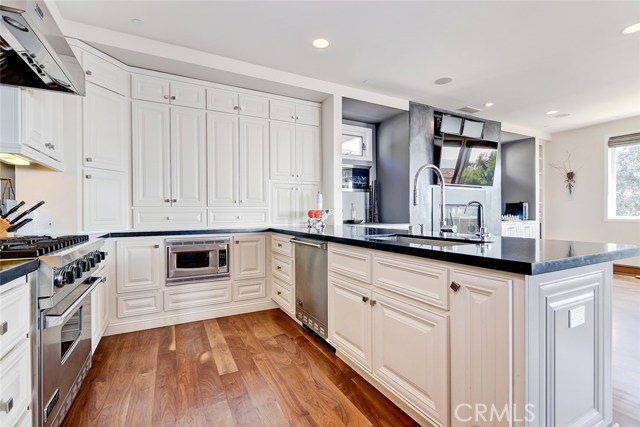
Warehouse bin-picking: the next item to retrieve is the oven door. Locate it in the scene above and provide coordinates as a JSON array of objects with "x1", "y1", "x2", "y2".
[
  {"x1": 40, "y1": 276, "x2": 101, "y2": 427},
  {"x1": 166, "y1": 244, "x2": 224, "y2": 280}
]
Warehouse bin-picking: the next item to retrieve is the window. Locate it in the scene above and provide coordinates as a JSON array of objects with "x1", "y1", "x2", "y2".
[
  {"x1": 342, "y1": 124, "x2": 373, "y2": 161},
  {"x1": 607, "y1": 133, "x2": 640, "y2": 219}
]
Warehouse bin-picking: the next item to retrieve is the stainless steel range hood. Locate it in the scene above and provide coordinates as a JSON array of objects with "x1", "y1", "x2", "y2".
[{"x1": 0, "y1": 0, "x2": 85, "y2": 95}]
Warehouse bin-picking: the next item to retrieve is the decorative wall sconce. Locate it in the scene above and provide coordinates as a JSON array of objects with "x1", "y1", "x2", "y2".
[{"x1": 550, "y1": 152, "x2": 577, "y2": 195}]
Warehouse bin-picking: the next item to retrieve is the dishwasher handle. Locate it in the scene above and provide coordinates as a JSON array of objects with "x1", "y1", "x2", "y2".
[{"x1": 290, "y1": 238, "x2": 326, "y2": 250}]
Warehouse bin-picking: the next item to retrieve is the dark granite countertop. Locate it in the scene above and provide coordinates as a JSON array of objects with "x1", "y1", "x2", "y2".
[
  {"x1": 0, "y1": 258, "x2": 39, "y2": 286},
  {"x1": 100, "y1": 226, "x2": 640, "y2": 276}
]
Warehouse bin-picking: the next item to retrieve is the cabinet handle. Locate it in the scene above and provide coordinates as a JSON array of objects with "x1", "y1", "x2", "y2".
[
  {"x1": 164, "y1": 95, "x2": 170, "y2": 99},
  {"x1": 277, "y1": 291, "x2": 282, "y2": 295},
  {"x1": 50, "y1": 143, "x2": 55, "y2": 150},
  {"x1": 0, "y1": 397, "x2": 13, "y2": 414},
  {"x1": 276, "y1": 266, "x2": 282, "y2": 270},
  {"x1": 171, "y1": 199, "x2": 177, "y2": 203},
  {"x1": 369, "y1": 300, "x2": 377, "y2": 306},
  {"x1": 0, "y1": 321, "x2": 7, "y2": 336},
  {"x1": 85, "y1": 174, "x2": 92, "y2": 179},
  {"x1": 171, "y1": 95, "x2": 176, "y2": 100},
  {"x1": 86, "y1": 157, "x2": 93, "y2": 162},
  {"x1": 450, "y1": 281, "x2": 462, "y2": 293},
  {"x1": 85, "y1": 70, "x2": 92, "y2": 76},
  {"x1": 154, "y1": 245, "x2": 160, "y2": 248},
  {"x1": 164, "y1": 199, "x2": 170, "y2": 203},
  {"x1": 362, "y1": 296, "x2": 369, "y2": 303},
  {"x1": 235, "y1": 241, "x2": 239, "y2": 244}
]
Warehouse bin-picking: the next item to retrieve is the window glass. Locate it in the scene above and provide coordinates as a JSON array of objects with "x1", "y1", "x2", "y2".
[
  {"x1": 342, "y1": 135, "x2": 364, "y2": 157},
  {"x1": 458, "y1": 147, "x2": 497, "y2": 186},
  {"x1": 610, "y1": 144, "x2": 640, "y2": 218}
]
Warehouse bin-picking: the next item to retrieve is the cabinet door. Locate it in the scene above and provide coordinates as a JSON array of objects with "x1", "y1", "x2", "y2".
[
  {"x1": 82, "y1": 50, "x2": 127, "y2": 95},
  {"x1": 328, "y1": 275, "x2": 372, "y2": 371},
  {"x1": 233, "y1": 235, "x2": 266, "y2": 281},
  {"x1": 502, "y1": 223, "x2": 517, "y2": 237},
  {"x1": 238, "y1": 117, "x2": 269, "y2": 206},
  {"x1": 132, "y1": 101, "x2": 172, "y2": 206},
  {"x1": 296, "y1": 183, "x2": 320, "y2": 224},
  {"x1": 269, "y1": 99, "x2": 296, "y2": 123},
  {"x1": 295, "y1": 104, "x2": 320, "y2": 126},
  {"x1": 521, "y1": 224, "x2": 534, "y2": 238},
  {"x1": 23, "y1": 89, "x2": 62, "y2": 161},
  {"x1": 270, "y1": 121, "x2": 296, "y2": 181},
  {"x1": 116, "y1": 239, "x2": 163, "y2": 293},
  {"x1": 83, "y1": 170, "x2": 127, "y2": 231},
  {"x1": 270, "y1": 184, "x2": 295, "y2": 225},
  {"x1": 238, "y1": 93, "x2": 269, "y2": 118},
  {"x1": 207, "y1": 112, "x2": 239, "y2": 207},
  {"x1": 171, "y1": 107, "x2": 206, "y2": 206},
  {"x1": 296, "y1": 124, "x2": 321, "y2": 182},
  {"x1": 91, "y1": 275, "x2": 109, "y2": 353},
  {"x1": 170, "y1": 81, "x2": 206, "y2": 109},
  {"x1": 372, "y1": 293, "x2": 449, "y2": 426},
  {"x1": 131, "y1": 74, "x2": 170, "y2": 103},
  {"x1": 206, "y1": 87, "x2": 239, "y2": 113},
  {"x1": 83, "y1": 82, "x2": 128, "y2": 171},
  {"x1": 450, "y1": 269, "x2": 511, "y2": 427}
]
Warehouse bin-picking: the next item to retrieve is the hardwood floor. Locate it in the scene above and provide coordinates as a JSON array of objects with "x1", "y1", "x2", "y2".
[
  {"x1": 62, "y1": 309, "x2": 419, "y2": 427},
  {"x1": 613, "y1": 275, "x2": 640, "y2": 427}
]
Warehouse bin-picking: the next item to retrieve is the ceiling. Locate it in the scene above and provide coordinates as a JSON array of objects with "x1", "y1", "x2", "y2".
[{"x1": 54, "y1": 1, "x2": 640, "y2": 134}]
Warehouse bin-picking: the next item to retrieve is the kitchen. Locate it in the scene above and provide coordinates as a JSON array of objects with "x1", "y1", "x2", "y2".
[{"x1": 1, "y1": 1, "x2": 640, "y2": 427}]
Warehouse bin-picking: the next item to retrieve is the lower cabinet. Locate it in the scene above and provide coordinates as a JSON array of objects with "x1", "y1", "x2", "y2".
[
  {"x1": 233, "y1": 234, "x2": 266, "y2": 281},
  {"x1": 272, "y1": 278, "x2": 294, "y2": 314},
  {"x1": 91, "y1": 274, "x2": 109, "y2": 353}
]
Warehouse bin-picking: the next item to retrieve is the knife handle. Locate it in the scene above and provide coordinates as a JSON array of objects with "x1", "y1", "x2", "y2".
[{"x1": 7, "y1": 218, "x2": 32, "y2": 233}]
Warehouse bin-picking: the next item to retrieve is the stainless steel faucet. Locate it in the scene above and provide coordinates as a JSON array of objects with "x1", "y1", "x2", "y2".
[
  {"x1": 464, "y1": 200, "x2": 491, "y2": 241},
  {"x1": 413, "y1": 164, "x2": 456, "y2": 235}
]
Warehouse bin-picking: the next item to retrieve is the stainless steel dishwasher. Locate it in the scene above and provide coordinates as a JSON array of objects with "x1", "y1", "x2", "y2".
[{"x1": 291, "y1": 237, "x2": 328, "y2": 339}]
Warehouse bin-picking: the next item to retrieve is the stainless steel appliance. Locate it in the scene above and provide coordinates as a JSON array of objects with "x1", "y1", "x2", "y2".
[
  {"x1": 165, "y1": 237, "x2": 230, "y2": 285},
  {"x1": 0, "y1": 0, "x2": 85, "y2": 94},
  {"x1": 292, "y1": 237, "x2": 328, "y2": 339}
]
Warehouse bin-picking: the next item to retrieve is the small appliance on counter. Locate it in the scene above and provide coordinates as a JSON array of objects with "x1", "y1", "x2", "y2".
[{"x1": 504, "y1": 202, "x2": 529, "y2": 220}]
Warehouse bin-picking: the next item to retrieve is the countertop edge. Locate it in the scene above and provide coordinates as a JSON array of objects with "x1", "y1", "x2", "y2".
[{"x1": 0, "y1": 259, "x2": 39, "y2": 286}]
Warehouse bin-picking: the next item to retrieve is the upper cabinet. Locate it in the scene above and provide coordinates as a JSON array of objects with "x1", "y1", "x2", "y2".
[
  {"x1": 207, "y1": 88, "x2": 269, "y2": 118},
  {"x1": 77, "y1": 49, "x2": 128, "y2": 96},
  {"x1": 270, "y1": 121, "x2": 321, "y2": 182},
  {"x1": 131, "y1": 74, "x2": 206, "y2": 109},
  {"x1": 270, "y1": 99, "x2": 320, "y2": 126}
]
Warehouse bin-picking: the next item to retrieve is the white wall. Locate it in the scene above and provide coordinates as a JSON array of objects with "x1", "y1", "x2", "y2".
[{"x1": 545, "y1": 116, "x2": 640, "y2": 266}]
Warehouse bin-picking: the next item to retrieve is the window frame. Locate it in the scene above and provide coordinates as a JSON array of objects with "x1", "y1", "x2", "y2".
[
  {"x1": 605, "y1": 132, "x2": 640, "y2": 222},
  {"x1": 341, "y1": 124, "x2": 373, "y2": 162}
]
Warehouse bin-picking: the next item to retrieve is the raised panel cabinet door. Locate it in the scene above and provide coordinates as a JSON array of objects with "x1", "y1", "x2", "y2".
[
  {"x1": 83, "y1": 170, "x2": 127, "y2": 231},
  {"x1": 132, "y1": 101, "x2": 172, "y2": 206},
  {"x1": 207, "y1": 112, "x2": 239, "y2": 206},
  {"x1": 23, "y1": 88, "x2": 48, "y2": 154},
  {"x1": 295, "y1": 104, "x2": 321, "y2": 126},
  {"x1": 116, "y1": 239, "x2": 163, "y2": 293},
  {"x1": 239, "y1": 117, "x2": 269, "y2": 206},
  {"x1": 372, "y1": 292, "x2": 449, "y2": 427},
  {"x1": 206, "y1": 87, "x2": 239, "y2": 113},
  {"x1": 82, "y1": 50, "x2": 127, "y2": 95},
  {"x1": 233, "y1": 235, "x2": 266, "y2": 281},
  {"x1": 171, "y1": 107, "x2": 206, "y2": 206},
  {"x1": 170, "y1": 81, "x2": 206, "y2": 109},
  {"x1": 83, "y1": 82, "x2": 128, "y2": 171},
  {"x1": 328, "y1": 275, "x2": 372, "y2": 371},
  {"x1": 131, "y1": 74, "x2": 170, "y2": 103},
  {"x1": 450, "y1": 269, "x2": 511, "y2": 427},
  {"x1": 295, "y1": 124, "x2": 321, "y2": 182},
  {"x1": 269, "y1": 184, "x2": 295, "y2": 225},
  {"x1": 238, "y1": 93, "x2": 269, "y2": 118},
  {"x1": 269, "y1": 121, "x2": 297, "y2": 180},
  {"x1": 269, "y1": 99, "x2": 296, "y2": 123},
  {"x1": 90, "y1": 277, "x2": 109, "y2": 354},
  {"x1": 296, "y1": 183, "x2": 319, "y2": 224}
]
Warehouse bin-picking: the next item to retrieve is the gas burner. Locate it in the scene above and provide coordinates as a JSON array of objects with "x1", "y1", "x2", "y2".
[{"x1": 0, "y1": 235, "x2": 89, "y2": 258}]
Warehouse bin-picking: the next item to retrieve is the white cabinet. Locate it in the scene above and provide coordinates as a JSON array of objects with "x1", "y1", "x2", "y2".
[
  {"x1": 269, "y1": 99, "x2": 320, "y2": 126},
  {"x1": 233, "y1": 234, "x2": 266, "y2": 281},
  {"x1": 208, "y1": 209, "x2": 268, "y2": 227},
  {"x1": 450, "y1": 269, "x2": 512, "y2": 427},
  {"x1": 82, "y1": 82, "x2": 128, "y2": 171},
  {"x1": 207, "y1": 112, "x2": 269, "y2": 207},
  {"x1": 132, "y1": 208, "x2": 207, "y2": 230},
  {"x1": 91, "y1": 274, "x2": 109, "y2": 354},
  {"x1": 270, "y1": 182, "x2": 319, "y2": 225},
  {"x1": 501, "y1": 220, "x2": 538, "y2": 238},
  {"x1": 83, "y1": 169, "x2": 127, "y2": 231},
  {"x1": 132, "y1": 101, "x2": 206, "y2": 207},
  {"x1": 207, "y1": 88, "x2": 269, "y2": 118},
  {"x1": 131, "y1": 74, "x2": 205, "y2": 109},
  {"x1": 75, "y1": 48, "x2": 128, "y2": 95},
  {"x1": 270, "y1": 121, "x2": 321, "y2": 182},
  {"x1": 116, "y1": 238, "x2": 163, "y2": 293}
]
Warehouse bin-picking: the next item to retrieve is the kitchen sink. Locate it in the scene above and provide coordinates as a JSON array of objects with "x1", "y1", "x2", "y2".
[{"x1": 364, "y1": 234, "x2": 483, "y2": 246}]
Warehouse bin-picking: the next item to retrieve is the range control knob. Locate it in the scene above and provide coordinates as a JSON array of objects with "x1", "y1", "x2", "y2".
[
  {"x1": 87, "y1": 256, "x2": 96, "y2": 268},
  {"x1": 73, "y1": 264, "x2": 82, "y2": 279},
  {"x1": 93, "y1": 252, "x2": 101, "y2": 264},
  {"x1": 80, "y1": 259, "x2": 90, "y2": 272},
  {"x1": 65, "y1": 269, "x2": 75, "y2": 285},
  {"x1": 99, "y1": 251, "x2": 106, "y2": 261},
  {"x1": 53, "y1": 270, "x2": 64, "y2": 288}
]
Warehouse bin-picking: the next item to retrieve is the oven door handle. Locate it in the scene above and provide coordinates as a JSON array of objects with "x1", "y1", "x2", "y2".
[{"x1": 43, "y1": 276, "x2": 104, "y2": 329}]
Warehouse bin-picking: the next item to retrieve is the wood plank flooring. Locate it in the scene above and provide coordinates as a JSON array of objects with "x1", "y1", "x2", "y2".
[{"x1": 62, "y1": 309, "x2": 419, "y2": 427}]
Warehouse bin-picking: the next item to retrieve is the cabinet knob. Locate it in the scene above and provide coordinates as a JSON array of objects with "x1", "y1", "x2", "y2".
[
  {"x1": 154, "y1": 245, "x2": 160, "y2": 248},
  {"x1": 290, "y1": 187, "x2": 294, "y2": 190},
  {"x1": 239, "y1": 106, "x2": 245, "y2": 111},
  {"x1": 164, "y1": 199, "x2": 170, "y2": 203},
  {"x1": 291, "y1": 115, "x2": 295, "y2": 119},
  {"x1": 450, "y1": 281, "x2": 462, "y2": 293},
  {"x1": 164, "y1": 95, "x2": 170, "y2": 99},
  {"x1": 166, "y1": 216, "x2": 172, "y2": 220},
  {"x1": 240, "y1": 200, "x2": 245, "y2": 203},
  {"x1": 296, "y1": 116, "x2": 300, "y2": 120},
  {"x1": 85, "y1": 70, "x2": 92, "y2": 76},
  {"x1": 237, "y1": 216, "x2": 242, "y2": 219},
  {"x1": 172, "y1": 199, "x2": 177, "y2": 203},
  {"x1": 295, "y1": 187, "x2": 300, "y2": 191},
  {"x1": 362, "y1": 296, "x2": 369, "y2": 303},
  {"x1": 85, "y1": 174, "x2": 92, "y2": 179},
  {"x1": 369, "y1": 300, "x2": 377, "y2": 306},
  {"x1": 277, "y1": 291, "x2": 282, "y2": 295},
  {"x1": 0, "y1": 397, "x2": 13, "y2": 414},
  {"x1": 291, "y1": 173, "x2": 295, "y2": 177},
  {"x1": 277, "y1": 243, "x2": 282, "y2": 247},
  {"x1": 0, "y1": 321, "x2": 7, "y2": 336},
  {"x1": 86, "y1": 157, "x2": 93, "y2": 162},
  {"x1": 276, "y1": 266, "x2": 282, "y2": 270},
  {"x1": 50, "y1": 143, "x2": 55, "y2": 150},
  {"x1": 234, "y1": 200, "x2": 239, "y2": 204},
  {"x1": 295, "y1": 174, "x2": 300, "y2": 178},
  {"x1": 233, "y1": 106, "x2": 239, "y2": 110},
  {"x1": 171, "y1": 95, "x2": 176, "y2": 100}
]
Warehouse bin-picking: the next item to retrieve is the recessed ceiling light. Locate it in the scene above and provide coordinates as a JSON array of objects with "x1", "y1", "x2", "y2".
[
  {"x1": 484, "y1": 102, "x2": 494, "y2": 107},
  {"x1": 545, "y1": 110, "x2": 559, "y2": 115},
  {"x1": 622, "y1": 22, "x2": 640, "y2": 35},
  {"x1": 312, "y1": 38, "x2": 330, "y2": 49},
  {"x1": 434, "y1": 77, "x2": 453, "y2": 85},
  {"x1": 131, "y1": 18, "x2": 144, "y2": 27}
]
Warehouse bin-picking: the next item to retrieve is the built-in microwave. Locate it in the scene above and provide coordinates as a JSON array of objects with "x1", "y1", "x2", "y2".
[{"x1": 165, "y1": 237, "x2": 230, "y2": 285}]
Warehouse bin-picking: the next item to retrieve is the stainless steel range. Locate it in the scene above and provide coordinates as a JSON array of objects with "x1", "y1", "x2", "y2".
[{"x1": 0, "y1": 235, "x2": 107, "y2": 427}]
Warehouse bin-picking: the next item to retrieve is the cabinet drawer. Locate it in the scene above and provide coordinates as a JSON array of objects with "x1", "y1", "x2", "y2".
[
  {"x1": 0, "y1": 282, "x2": 29, "y2": 360},
  {"x1": 164, "y1": 283, "x2": 232, "y2": 311},
  {"x1": 271, "y1": 234, "x2": 292, "y2": 257},
  {"x1": 373, "y1": 254, "x2": 449, "y2": 310},
  {"x1": 208, "y1": 209, "x2": 268, "y2": 227},
  {"x1": 131, "y1": 74, "x2": 170, "y2": 103},
  {"x1": 272, "y1": 278, "x2": 294, "y2": 314},
  {"x1": 234, "y1": 279, "x2": 267, "y2": 302},
  {"x1": 0, "y1": 339, "x2": 31, "y2": 427},
  {"x1": 117, "y1": 292, "x2": 161, "y2": 318},
  {"x1": 272, "y1": 255, "x2": 293, "y2": 284},
  {"x1": 329, "y1": 245, "x2": 372, "y2": 284},
  {"x1": 82, "y1": 50, "x2": 128, "y2": 95},
  {"x1": 133, "y1": 209, "x2": 207, "y2": 229},
  {"x1": 206, "y1": 87, "x2": 238, "y2": 113}
]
